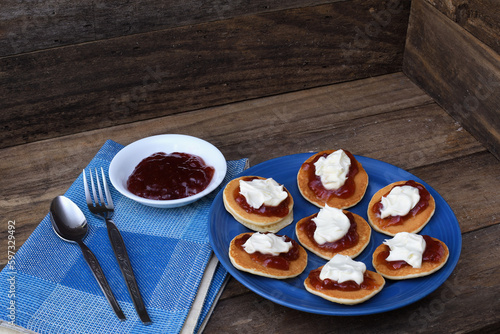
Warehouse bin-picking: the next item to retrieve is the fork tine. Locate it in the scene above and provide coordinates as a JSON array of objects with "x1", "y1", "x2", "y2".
[
  {"x1": 100, "y1": 167, "x2": 114, "y2": 208},
  {"x1": 95, "y1": 168, "x2": 106, "y2": 205},
  {"x1": 89, "y1": 169, "x2": 99, "y2": 206},
  {"x1": 83, "y1": 170, "x2": 93, "y2": 205}
]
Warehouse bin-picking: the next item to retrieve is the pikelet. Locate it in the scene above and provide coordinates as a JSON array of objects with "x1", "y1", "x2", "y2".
[
  {"x1": 304, "y1": 255, "x2": 385, "y2": 305},
  {"x1": 295, "y1": 208, "x2": 371, "y2": 260},
  {"x1": 297, "y1": 149, "x2": 368, "y2": 209},
  {"x1": 223, "y1": 176, "x2": 293, "y2": 233},
  {"x1": 229, "y1": 232, "x2": 308, "y2": 279},
  {"x1": 372, "y1": 234, "x2": 449, "y2": 280},
  {"x1": 367, "y1": 180, "x2": 436, "y2": 236}
]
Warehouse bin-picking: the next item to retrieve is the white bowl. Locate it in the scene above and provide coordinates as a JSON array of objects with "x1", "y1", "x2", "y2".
[{"x1": 109, "y1": 134, "x2": 227, "y2": 208}]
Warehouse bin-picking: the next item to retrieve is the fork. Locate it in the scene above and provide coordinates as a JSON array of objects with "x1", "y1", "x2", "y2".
[{"x1": 83, "y1": 167, "x2": 152, "y2": 325}]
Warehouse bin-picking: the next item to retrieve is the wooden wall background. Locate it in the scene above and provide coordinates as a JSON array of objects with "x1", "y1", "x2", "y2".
[
  {"x1": 403, "y1": 0, "x2": 500, "y2": 159},
  {"x1": 1, "y1": 0, "x2": 411, "y2": 149}
]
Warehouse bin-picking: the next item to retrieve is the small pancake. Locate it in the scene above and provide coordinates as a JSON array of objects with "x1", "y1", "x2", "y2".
[
  {"x1": 297, "y1": 150, "x2": 369, "y2": 209},
  {"x1": 223, "y1": 176, "x2": 294, "y2": 232},
  {"x1": 367, "y1": 181, "x2": 436, "y2": 236},
  {"x1": 229, "y1": 232, "x2": 308, "y2": 279},
  {"x1": 295, "y1": 211, "x2": 371, "y2": 260},
  {"x1": 372, "y1": 237, "x2": 449, "y2": 280},
  {"x1": 304, "y1": 268, "x2": 385, "y2": 305}
]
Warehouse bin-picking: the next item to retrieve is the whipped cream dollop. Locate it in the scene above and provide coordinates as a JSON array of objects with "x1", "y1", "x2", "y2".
[
  {"x1": 320, "y1": 254, "x2": 366, "y2": 285},
  {"x1": 379, "y1": 185, "x2": 420, "y2": 218},
  {"x1": 239, "y1": 178, "x2": 288, "y2": 209},
  {"x1": 312, "y1": 205, "x2": 350, "y2": 244},
  {"x1": 314, "y1": 149, "x2": 351, "y2": 190},
  {"x1": 384, "y1": 232, "x2": 426, "y2": 268},
  {"x1": 242, "y1": 232, "x2": 292, "y2": 256}
]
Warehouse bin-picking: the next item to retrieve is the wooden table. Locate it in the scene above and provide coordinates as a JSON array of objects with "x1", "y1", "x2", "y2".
[{"x1": 1, "y1": 72, "x2": 499, "y2": 333}]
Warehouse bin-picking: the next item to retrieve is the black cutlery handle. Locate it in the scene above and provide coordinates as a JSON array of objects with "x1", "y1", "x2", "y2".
[
  {"x1": 77, "y1": 240, "x2": 126, "y2": 321},
  {"x1": 106, "y1": 219, "x2": 152, "y2": 325}
]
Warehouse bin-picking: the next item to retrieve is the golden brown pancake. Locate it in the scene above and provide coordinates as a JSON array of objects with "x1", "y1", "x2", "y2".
[
  {"x1": 297, "y1": 150, "x2": 368, "y2": 209},
  {"x1": 372, "y1": 236, "x2": 449, "y2": 280},
  {"x1": 223, "y1": 176, "x2": 294, "y2": 232},
  {"x1": 295, "y1": 210, "x2": 371, "y2": 260},
  {"x1": 228, "y1": 232, "x2": 308, "y2": 279},
  {"x1": 304, "y1": 267, "x2": 385, "y2": 305},
  {"x1": 367, "y1": 181, "x2": 436, "y2": 236}
]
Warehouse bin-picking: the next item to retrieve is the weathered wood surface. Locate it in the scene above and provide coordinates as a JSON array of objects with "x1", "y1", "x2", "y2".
[
  {"x1": 1, "y1": 73, "x2": 499, "y2": 333},
  {"x1": 1, "y1": 0, "x2": 410, "y2": 149},
  {"x1": 403, "y1": 0, "x2": 500, "y2": 160},
  {"x1": 423, "y1": 0, "x2": 500, "y2": 54},
  {"x1": 1, "y1": 0, "x2": 341, "y2": 56}
]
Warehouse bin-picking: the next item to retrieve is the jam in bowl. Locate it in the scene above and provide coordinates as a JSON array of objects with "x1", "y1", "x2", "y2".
[
  {"x1": 109, "y1": 134, "x2": 227, "y2": 208},
  {"x1": 127, "y1": 151, "x2": 215, "y2": 201}
]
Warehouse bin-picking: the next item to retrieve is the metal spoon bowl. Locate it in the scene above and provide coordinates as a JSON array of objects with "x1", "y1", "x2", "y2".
[
  {"x1": 50, "y1": 196, "x2": 88, "y2": 242},
  {"x1": 50, "y1": 195, "x2": 126, "y2": 321}
]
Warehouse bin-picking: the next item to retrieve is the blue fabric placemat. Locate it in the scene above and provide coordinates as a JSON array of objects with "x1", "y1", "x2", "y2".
[{"x1": 0, "y1": 140, "x2": 247, "y2": 334}]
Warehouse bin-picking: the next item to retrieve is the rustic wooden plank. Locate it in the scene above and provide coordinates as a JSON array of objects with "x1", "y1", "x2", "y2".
[
  {"x1": 207, "y1": 224, "x2": 500, "y2": 333},
  {"x1": 0, "y1": 0, "x2": 95, "y2": 56},
  {"x1": 1, "y1": 0, "x2": 340, "y2": 56},
  {"x1": 0, "y1": 73, "x2": 488, "y2": 267},
  {"x1": 0, "y1": 0, "x2": 411, "y2": 149},
  {"x1": 403, "y1": 0, "x2": 500, "y2": 160},
  {"x1": 91, "y1": 0, "x2": 346, "y2": 44},
  {"x1": 423, "y1": 0, "x2": 500, "y2": 54}
]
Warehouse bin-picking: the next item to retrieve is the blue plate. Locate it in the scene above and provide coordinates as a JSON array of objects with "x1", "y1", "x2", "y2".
[{"x1": 209, "y1": 153, "x2": 462, "y2": 315}]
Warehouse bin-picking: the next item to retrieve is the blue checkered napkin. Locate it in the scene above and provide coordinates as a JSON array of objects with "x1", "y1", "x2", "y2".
[{"x1": 0, "y1": 140, "x2": 247, "y2": 334}]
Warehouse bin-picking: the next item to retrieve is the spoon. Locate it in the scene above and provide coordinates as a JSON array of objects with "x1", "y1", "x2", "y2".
[{"x1": 50, "y1": 195, "x2": 126, "y2": 321}]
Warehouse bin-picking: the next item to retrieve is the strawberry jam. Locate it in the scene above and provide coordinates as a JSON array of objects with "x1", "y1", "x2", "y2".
[
  {"x1": 127, "y1": 152, "x2": 214, "y2": 200},
  {"x1": 234, "y1": 177, "x2": 290, "y2": 217},
  {"x1": 298, "y1": 211, "x2": 359, "y2": 252},
  {"x1": 302, "y1": 150, "x2": 359, "y2": 200},
  {"x1": 371, "y1": 180, "x2": 430, "y2": 227},
  {"x1": 235, "y1": 233, "x2": 300, "y2": 270},
  {"x1": 308, "y1": 269, "x2": 378, "y2": 291},
  {"x1": 377, "y1": 235, "x2": 445, "y2": 270}
]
